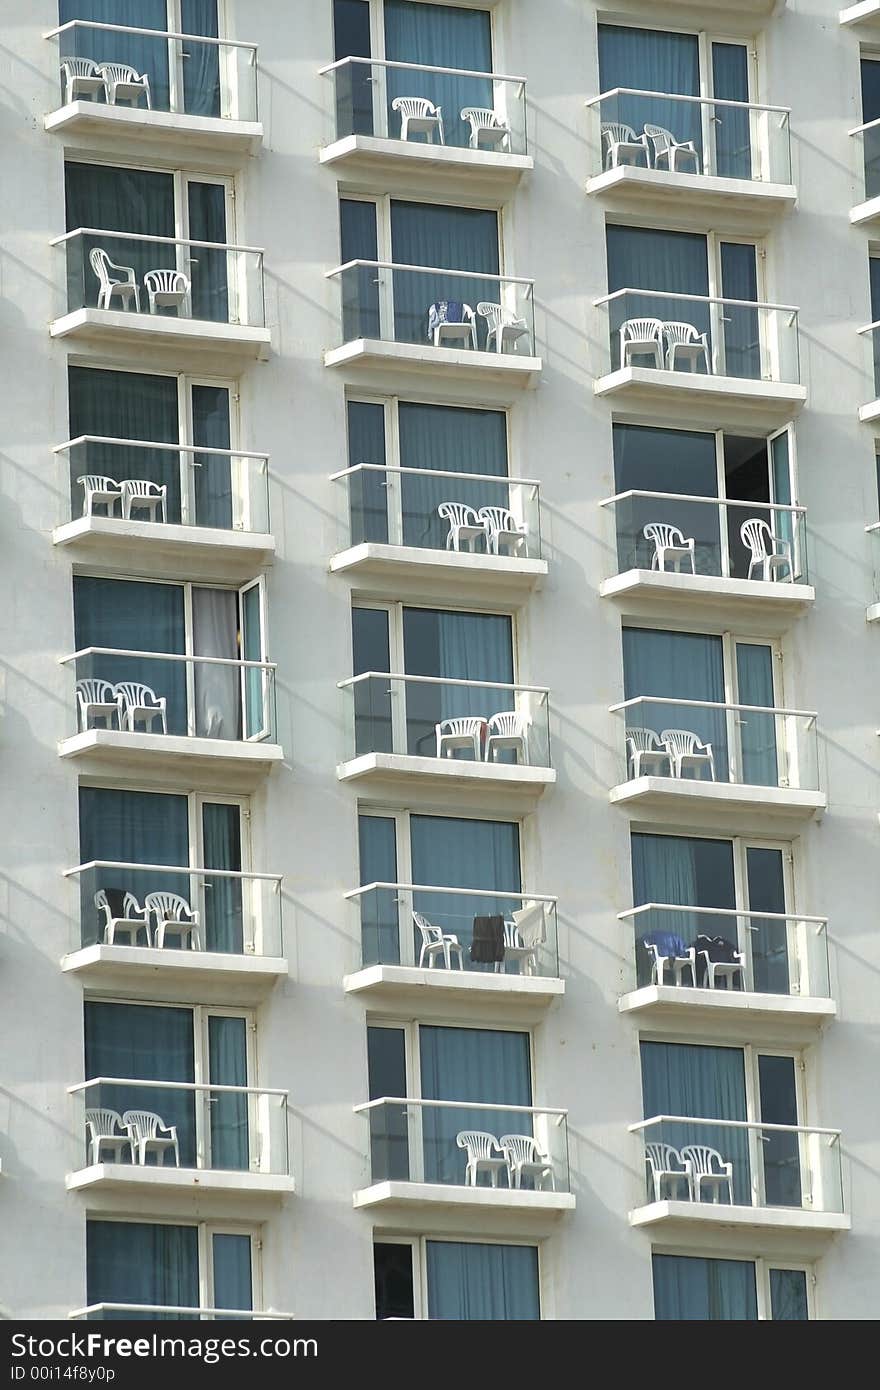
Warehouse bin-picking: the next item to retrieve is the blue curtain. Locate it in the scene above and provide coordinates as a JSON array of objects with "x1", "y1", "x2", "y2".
[
  {"x1": 352, "y1": 606, "x2": 393, "y2": 756},
  {"x1": 374, "y1": 1243, "x2": 415, "y2": 1320},
  {"x1": 712, "y1": 43, "x2": 751, "y2": 180},
  {"x1": 340, "y1": 199, "x2": 380, "y2": 340},
  {"x1": 384, "y1": 0, "x2": 493, "y2": 150},
  {"x1": 653, "y1": 1254, "x2": 758, "y2": 1321},
  {"x1": 187, "y1": 181, "x2": 228, "y2": 323},
  {"x1": 87, "y1": 1220, "x2": 199, "y2": 1320},
  {"x1": 641, "y1": 1041, "x2": 750, "y2": 1204},
  {"x1": 720, "y1": 241, "x2": 760, "y2": 380},
  {"x1": 347, "y1": 401, "x2": 388, "y2": 544},
  {"x1": 399, "y1": 403, "x2": 508, "y2": 550},
  {"x1": 202, "y1": 802, "x2": 243, "y2": 954},
  {"x1": 402, "y1": 607, "x2": 513, "y2": 757},
  {"x1": 770, "y1": 1268, "x2": 809, "y2": 1320},
  {"x1": 871, "y1": 257, "x2": 880, "y2": 396},
  {"x1": 68, "y1": 364, "x2": 181, "y2": 523},
  {"x1": 212, "y1": 1234, "x2": 252, "y2": 1315},
  {"x1": 735, "y1": 642, "x2": 778, "y2": 786},
  {"x1": 73, "y1": 575, "x2": 187, "y2": 736},
  {"x1": 759, "y1": 1054, "x2": 802, "y2": 1208},
  {"x1": 65, "y1": 161, "x2": 175, "y2": 312},
  {"x1": 192, "y1": 384, "x2": 232, "y2": 528},
  {"x1": 597, "y1": 24, "x2": 701, "y2": 162},
  {"x1": 390, "y1": 200, "x2": 499, "y2": 347},
  {"x1": 334, "y1": 0, "x2": 373, "y2": 136},
  {"x1": 208, "y1": 1015, "x2": 249, "y2": 1171},
  {"x1": 862, "y1": 60, "x2": 880, "y2": 199},
  {"x1": 746, "y1": 847, "x2": 789, "y2": 995},
  {"x1": 181, "y1": 0, "x2": 220, "y2": 118},
  {"x1": 605, "y1": 225, "x2": 710, "y2": 366},
  {"x1": 79, "y1": 787, "x2": 189, "y2": 946},
  {"x1": 85, "y1": 1002, "x2": 197, "y2": 1168},
  {"x1": 612, "y1": 422, "x2": 720, "y2": 574},
  {"x1": 631, "y1": 833, "x2": 736, "y2": 988},
  {"x1": 427, "y1": 1242, "x2": 539, "y2": 1320},
  {"x1": 60, "y1": 1, "x2": 170, "y2": 110},
  {"x1": 358, "y1": 815, "x2": 399, "y2": 966},
  {"x1": 411, "y1": 815, "x2": 520, "y2": 967},
  {"x1": 367, "y1": 1026, "x2": 409, "y2": 1181},
  {"x1": 622, "y1": 626, "x2": 728, "y2": 779},
  {"x1": 419, "y1": 1026, "x2": 531, "y2": 1184}
]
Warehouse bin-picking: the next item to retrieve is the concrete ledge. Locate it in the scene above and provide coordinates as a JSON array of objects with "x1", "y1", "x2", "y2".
[
  {"x1": 337, "y1": 751, "x2": 555, "y2": 802},
  {"x1": 324, "y1": 338, "x2": 541, "y2": 391},
  {"x1": 858, "y1": 397, "x2": 880, "y2": 423},
  {"x1": 67, "y1": 1163, "x2": 295, "y2": 1200},
  {"x1": 54, "y1": 516, "x2": 274, "y2": 583},
  {"x1": 62, "y1": 944, "x2": 287, "y2": 1002},
  {"x1": 587, "y1": 165, "x2": 796, "y2": 218},
  {"x1": 320, "y1": 134, "x2": 532, "y2": 192},
  {"x1": 618, "y1": 984, "x2": 836, "y2": 1030},
  {"x1": 45, "y1": 101, "x2": 262, "y2": 157},
  {"x1": 600, "y1": 568, "x2": 814, "y2": 617},
  {"x1": 59, "y1": 729, "x2": 284, "y2": 792},
  {"x1": 841, "y1": 1, "x2": 880, "y2": 29},
  {"x1": 330, "y1": 542, "x2": 546, "y2": 599},
  {"x1": 630, "y1": 1198, "x2": 849, "y2": 1257},
  {"x1": 594, "y1": 365, "x2": 806, "y2": 431},
  {"x1": 610, "y1": 775, "x2": 825, "y2": 822},
  {"x1": 344, "y1": 963, "x2": 564, "y2": 1008},
  {"x1": 50, "y1": 308, "x2": 271, "y2": 363},
  {"x1": 354, "y1": 1179, "x2": 575, "y2": 1215}
]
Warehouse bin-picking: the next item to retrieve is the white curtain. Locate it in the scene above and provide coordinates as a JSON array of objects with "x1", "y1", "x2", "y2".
[{"x1": 192, "y1": 588, "x2": 240, "y2": 739}]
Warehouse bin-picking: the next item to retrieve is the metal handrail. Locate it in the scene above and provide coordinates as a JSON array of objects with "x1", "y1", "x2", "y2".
[
  {"x1": 56, "y1": 434, "x2": 268, "y2": 463},
  {"x1": 319, "y1": 54, "x2": 526, "y2": 84},
  {"x1": 619, "y1": 902, "x2": 827, "y2": 929},
  {"x1": 598, "y1": 487, "x2": 806, "y2": 515},
  {"x1": 857, "y1": 317, "x2": 880, "y2": 335},
  {"x1": 849, "y1": 114, "x2": 880, "y2": 137},
  {"x1": 355, "y1": 1096, "x2": 567, "y2": 1119},
  {"x1": 69, "y1": 1304, "x2": 292, "y2": 1321},
  {"x1": 64, "y1": 859, "x2": 282, "y2": 885},
  {"x1": 329, "y1": 462, "x2": 540, "y2": 488},
  {"x1": 326, "y1": 257, "x2": 534, "y2": 289},
  {"x1": 610, "y1": 694, "x2": 817, "y2": 721},
  {"x1": 45, "y1": 20, "x2": 258, "y2": 54},
  {"x1": 867, "y1": 521, "x2": 880, "y2": 533},
  {"x1": 52, "y1": 226, "x2": 264, "y2": 257},
  {"x1": 345, "y1": 880, "x2": 557, "y2": 904},
  {"x1": 338, "y1": 670, "x2": 548, "y2": 695},
  {"x1": 595, "y1": 285, "x2": 799, "y2": 315},
  {"x1": 61, "y1": 646, "x2": 276, "y2": 672},
  {"x1": 586, "y1": 86, "x2": 791, "y2": 118},
  {"x1": 70, "y1": 1077, "x2": 288, "y2": 1098},
  {"x1": 630, "y1": 1114, "x2": 840, "y2": 1141}
]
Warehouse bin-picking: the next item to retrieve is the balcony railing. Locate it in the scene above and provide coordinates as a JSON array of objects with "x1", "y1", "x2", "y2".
[
  {"x1": 631, "y1": 1115, "x2": 844, "y2": 1216},
  {"x1": 70, "y1": 1305, "x2": 292, "y2": 1322},
  {"x1": 70, "y1": 1077, "x2": 289, "y2": 1178},
  {"x1": 345, "y1": 881, "x2": 558, "y2": 978},
  {"x1": 611, "y1": 696, "x2": 819, "y2": 793},
  {"x1": 857, "y1": 318, "x2": 880, "y2": 404},
  {"x1": 587, "y1": 89, "x2": 792, "y2": 185},
  {"x1": 46, "y1": 19, "x2": 258, "y2": 123},
  {"x1": 620, "y1": 903, "x2": 830, "y2": 999},
  {"x1": 62, "y1": 648, "x2": 276, "y2": 745},
  {"x1": 599, "y1": 489, "x2": 808, "y2": 584},
  {"x1": 339, "y1": 672, "x2": 551, "y2": 767},
  {"x1": 65, "y1": 860, "x2": 282, "y2": 958},
  {"x1": 850, "y1": 116, "x2": 880, "y2": 206},
  {"x1": 330, "y1": 462, "x2": 542, "y2": 559},
  {"x1": 54, "y1": 228, "x2": 266, "y2": 328},
  {"x1": 58, "y1": 435, "x2": 270, "y2": 535},
  {"x1": 320, "y1": 56, "x2": 527, "y2": 155},
  {"x1": 356, "y1": 1098, "x2": 570, "y2": 1193},
  {"x1": 326, "y1": 260, "x2": 535, "y2": 356},
  {"x1": 595, "y1": 289, "x2": 801, "y2": 386}
]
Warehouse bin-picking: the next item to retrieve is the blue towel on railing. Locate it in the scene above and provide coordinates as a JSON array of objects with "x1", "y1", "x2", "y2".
[
  {"x1": 427, "y1": 299, "x2": 465, "y2": 340},
  {"x1": 640, "y1": 931, "x2": 690, "y2": 959}
]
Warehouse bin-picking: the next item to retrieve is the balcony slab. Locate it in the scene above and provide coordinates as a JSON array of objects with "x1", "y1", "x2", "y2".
[
  {"x1": 841, "y1": 1, "x2": 880, "y2": 28},
  {"x1": 54, "y1": 515, "x2": 274, "y2": 584},
  {"x1": 587, "y1": 166, "x2": 796, "y2": 226},
  {"x1": 594, "y1": 365, "x2": 805, "y2": 432},
  {"x1": 344, "y1": 963, "x2": 564, "y2": 1013},
  {"x1": 45, "y1": 102, "x2": 262, "y2": 159},
  {"x1": 67, "y1": 1163, "x2": 295, "y2": 1204},
  {"x1": 337, "y1": 751, "x2": 554, "y2": 806},
  {"x1": 325, "y1": 338, "x2": 541, "y2": 395},
  {"x1": 330, "y1": 542, "x2": 546, "y2": 602},
  {"x1": 354, "y1": 1179, "x2": 574, "y2": 1217},
  {"x1": 59, "y1": 729, "x2": 284, "y2": 793},
  {"x1": 630, "y1": 1198, "x2": 849, "y2": 1259},
  {"x1": 62, "y1": 944, "x2": 287, "y2": 1004},
  {"x1": 619, "y1": 984, "x2": 836, "y2": 1035},
  {"x1": 600, "y1": 569, "x2": 814, "y2": 626},
  {"x1": 320, "y1": 134, "x2": 532, "y2": 199},
  {"x1": 610, "y1": 776, "x2": 825, "y2": 824},
  {"x1": 50, "y1": 307, "x2": 271, "y2": 366}
]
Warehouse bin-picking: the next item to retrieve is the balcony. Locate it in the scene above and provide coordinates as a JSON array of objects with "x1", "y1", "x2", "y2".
[
  {"x1": 319, "y1": 58, "x2": 531, "y2": 196},
  {"x1": 70, "y1": 1304, "x2": 292, "y2": 1321},
  {"x1": 354, "y1": 1099, "x2": 574, "y2": 1231},
  {"x1": 610, "y1": 697, "x2": 825, "y2": 823},
  {"x1": 329, "y1": 462, "x2": 546, "y2": 602},
  {"x1": 59, "y1": 648, "x2": 283, "y2": 791},
  {"x1": 848, "y1": 118, "x2": 880, "y2": 227},
  {"x1": 44, "y1": 20, "x2": 261, "y2": 158},
  {"x1": 337, "y1": 673, "x2": 554, "y2": 806},
  {"x1": 61, "y1": 860, "x2": 286, "y2": 1003},
  {"x1": 53, "y1": 436, "x2": 273, "y2": 583},
  {"x1": 857, "y1": 319, "x2": 880, "y2": 421},
  {"x1": 51, "y1": 229, "x2": 270, "y2": 365},
  {"x1": 343, "y1": 883, "x2": 562, "y2": 1011},
  {"x1": 598, "y1": 490, "x2": 814, "y2": 624},
  {"x1": 841, "y1": 2, "x2": 880, "y2": 29},
  {"x1": 594, "y1": 290, "x2": 805, "y2": 431},
  {"x1": 586, "y1": 90, "x2": 795, "y2": 225},
  {"x1": 675, "y1": 0, "x2": 784, "y2": 10},
  {"x1": 630, "y1": 1116, "x2": 849, "y2": 1256},
  {"x1": 324, "y1": 261, "x2": 540, "y2": 398},
  {"x1": 618, "y1": 903, "x2": 834, "y2": 1032},
  {"x1": 67, "y1": 1078, "x2": 294, "y2": 1204},
  {"x1": 866, "y1": 523, "x2": 880, "y2": 619}
]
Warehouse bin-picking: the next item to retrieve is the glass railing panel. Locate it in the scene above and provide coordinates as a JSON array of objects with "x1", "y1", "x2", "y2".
[
  {"x1": 323, "y1": 58, "x2": 527, "y2": 156},
  {"x1": 588, "y1": 89, "x2": 791, "y2": 185},
  {"x1": 851, "y1": 119, "x2": 880, "y2": 204},
  {"x1": 350, "y1": 882, "x2": 559, "y2": 978},
  {"x1": 72, "y1": 1079, "x2": 289, "y2": 1176},
  {"x1": 635, "y1": 1117, "x2": 843, "y2": 1214},
  {"x1": 331, "y1": 261, "x2": 535, "y2": 356},
  {"x1": 600, "y1": 490, "x2": 809, "y2": 583},
  {"x1": 361, "y1": 1099, "x2": 570, "y2": 1193},
  {"x1": 613, "y1": 697, "x2": 819, "y2": 792},
  {"x1": 70, "y1": 1305, "x2": 287, "y2": 1321},
  {"x1": 62, "y1": 437, "x2": 270, "y2": 534},
  {"x1": 63, "y1": 649, "x2": 276, "y2": 744},
  {"x1": 50, "y1": 21, "x2": 258, "y2": 122},
  {"x1": 57, "y1": 230, "x2": 265, "y2": 328},
  {"x1": 597, "y1": 289, "x2": 800, "y2": 386}
]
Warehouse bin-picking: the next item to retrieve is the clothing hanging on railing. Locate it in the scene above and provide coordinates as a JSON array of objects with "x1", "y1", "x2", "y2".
[{"x1": 470, "y1": 914, "x2": 504, "y2": 963}]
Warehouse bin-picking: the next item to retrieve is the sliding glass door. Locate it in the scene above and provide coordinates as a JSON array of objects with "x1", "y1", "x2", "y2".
[
  {"x1": 402, "y1": 607, "x2": 514, "y2": 756},
  {"x1": 419, "y1": 1026, "x2": 532, "y2": 1183},
  {"x1": 623, "y1": 626, "x2": 729, "y2": 779},
  {"x1": 426, "y1": 1242, "x2": 540, "y2": 1320},
  {"x1": 384, "y1": 0, "x2": 494, "y2": 150},
  {"x1": 410, "y1": 814, "x2": 521, "y2": 966},
  {"x1": 390, "y1": 200, "x2": 500, "y2": 347},
  {"x1": 87, "y1": 1220, "x2": 253, "y2": 1319}
]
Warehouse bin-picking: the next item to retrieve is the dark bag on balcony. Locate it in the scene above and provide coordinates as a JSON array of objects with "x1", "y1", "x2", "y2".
[
  {"x1": 694, "y1": 933, "x2": 739, "y2": 963},
  {"x1": 471, "y1": 914, "x2": 504, "y2": 962}
]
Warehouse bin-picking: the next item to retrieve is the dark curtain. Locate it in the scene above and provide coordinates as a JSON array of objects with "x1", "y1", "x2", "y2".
[
  {"x1": 68, "y1": 365, "x2": 180, "y2": 522},
  {"x1": 208, "y1": 1015, "x2": 249, "y2": 1171},
  {"x1": 87, "y1": 1221, "x2": 199, "y2": 1320},
  {"x1": 631, "y1": 832, "x2": 736, "y2": 988},
  {"x1": 65, "y1": 161, "x2": 175, "y2": 312},
  {"x1": 192, "y1": 384, "x2": 232, "y2": 529},
  {"x1": 861, "y1": 59, "x2": 880, "y2": 199},
  {"x1": 186, "y1": 181, "x2": 228, "y2": 323},
  {"x1": 202, "y1": 802, "x2": 243, "y2": 954},
  {"x1": 59, "y1": 1, "x2": 170, "y2": 110},
  {"x1": 352, "y1": 606, "x2": 392, "y2": 756},
  {"x1": 597, "y1": 24, "x2": 701, "y2": 162},
  {"x1": 611, "y1": 422, "x2": 720, "y2": 575},
  {"x1": 769, "y1": 1269, "x2": 809, "y2": 1320},
  {"x1": 334, "y1": 0, "x2": 373, "y2": 137},
  {"x1": 358, "y1": 815, "x2": 399, "y2": 966},
  {"x1": 410, "y1": 814, "x2": 520, "y2": 966},
  {"x1": 384, "y1": 0, "x2": 493, "y2": 151},
  {"x1": 402, "y1": 607, "x2": 513, "y2": 757},
  {"x1": 712, "y1": 43, "x2": 751, "y2": 180},
  {"x1": 390, "y1": 200, "x2": 499, "y2": 347},
  {"x1": 758, "y1": 1054, "x2": 802, "y2": 1208},
  {"x1": 374, "y1": 1244, "x2": 415, "y2": 1320},
  {"x1": 427, "y1": 1242, "x2": 540, "y2": 1320},
  {"x1": 212, "y1": 1235, "x2": 252, "y2": 1315},
  {"x1": 181, "y1": 0, "x2": 220, "y2": 118},
  {"x1": 653, "y1": 1254, "x2": 758, "y2": 1321},
  {"x1": 340, "y1": 199, "x2": 380, "y2": 340},
  {"x1": 720, "y1": 241, "x2": 760, "y2": 380},
  {"x1": 746, "y1": 847, "x2": 789, "y2": 995},
  {"x1": 622, "y1": 626, "x2": 729, "y2": 780},
  {"x1": 605, "y1": 225, "x2": 710, "y2": 367},
  {"x1": 367, "y1": 1026, "x2": 409, "y2": 1182},
  {"x1": 347, "y1": 401, "x2": 388, "y2": 544},
  {"x1": 399, "y1": 403, "x2": 508, "y2": 550},
  {"x1": 78, "y1": 787, "x2": 189, "y2": 946}
]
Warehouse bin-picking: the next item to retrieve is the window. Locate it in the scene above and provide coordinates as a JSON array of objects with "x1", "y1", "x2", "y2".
[
  {"x1": 374, "y1": 1237, "x2": 540, "y2": 1320},
  {"x1": 652, "y1": 1254, "x2": 810, "y2": 1320},
  {"x1": 861, "y1": 54, "x2": 880, "y2": 200},
  {"x1": 87, "y1": 1219, "x2": 255, "y2": 1319}
]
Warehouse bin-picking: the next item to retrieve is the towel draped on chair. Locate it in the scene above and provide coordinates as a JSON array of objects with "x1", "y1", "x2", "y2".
[{"x1": 470, "y1": 914, "x2": 505, "y2": 963}]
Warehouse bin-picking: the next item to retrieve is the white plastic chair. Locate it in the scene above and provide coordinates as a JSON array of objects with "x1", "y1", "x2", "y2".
[
  {"x1": 114, "y1": 682, "x2": 168, "y2": 735},
  {"x1": 413, "y1": 910, "x2": 463, "y2": 970},
  {"x1": 699, "y1": 948, "x2": 746, "y2": 991},
  {"x1": 84, "y1": 1108, "x2": 132, "y2": 1166},
  {"x1": 661, "y1": 728, "x2": 717, "y2": 781},
  {"x1": 645, "y1": 1142, "x2": 690, "y2": 1202},
  {"x1": 644, "y1": 123, "x2": 701, "y2": 174},
  {"x1": 94, "y1": 888, "x2": 151, "y2": 947},
  {"x1": 437, "y1": 502, "x2": 485, "y2": 553},
  {"x1": 77, "y1": 473, "x2": 124, "y2": 519},
  {"x1": 435, "y1": 715, "x2": 486, "y2": 760},
  {"x1": 478, "y1": 505, "x2": 528, "y2": 556},
  {"x1": 76, "y1": 678, "x2": 120, "y2": 732},
  {"x1": 643, "y1": 522, "x2": 696, "y2": 575},
  {"x1": 484, "y1": 710, "x2": 530, "y2": 764},
  {"x1": 680, "y1": 1144, "x2": 734, "y2": 1204},
  {"x1": 460, "y1": 106, "x2": 510, "y2": 151},
  {"x1": 477, "y1": 301, "x2": 531, "y2": 355},
  {"x1": 144, "y1": 269, "x2": 190, "y2": 315},
  {"x1": 625, "y1": 727, "x2": 671, "y2": 779},
  {"x1": 619, "y1": 317, "x2": 664, "y2": 369},
  {"x1": 428, "y1": 301, "x2": 477, "y2": 349},
  {"x1": 498, "y1": 1134, "x2": 555, "y2": 1190},
  {"x1": 455, "y1": 1130, "x2": 507, "y2": 1187},
  {"x1": 122, "y1": 1110, "x2": 180, "y2": 1167},
  {"x1": 497, "y1": 903, "x2": 546, "y2": 976},
  {"x1": 96, "y1": 62, "x2": 152, "y2": 109},
  {"x1": 121, "y1": 479, "x2": 167, "y2": 523},
  {"x1": 664, "y1": 321, "x2": 712, "y2": 374},
  {"x1": 740, "y1": 518, "x2": 794, "y2": 583},
  {"x1": 90, "y1": 247, "x2": 140, "y2": 312},
  {"x1": 391, "y1": 96, "x2": 444, "y2": 144},
  {"x1": 601, "y1": 122, "x2": 650, "y2": 170},
  {"x1": 642, "y1": 938, "x2": 698, "y2": 987},
  {"x1": 144, "y1": 892, "x2": 202, "y2": 951},
  {"x1": 60, "y1": 57, "x2": 104, "y2": 106}
]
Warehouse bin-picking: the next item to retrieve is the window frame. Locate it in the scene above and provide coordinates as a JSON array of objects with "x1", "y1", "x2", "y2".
[
  {"x1": 372, "y1": 1231, "x2": 544, "y2": 1321},
  {"x1": 650, "y1": 1248, "x2": 814, "y2": 1321}
]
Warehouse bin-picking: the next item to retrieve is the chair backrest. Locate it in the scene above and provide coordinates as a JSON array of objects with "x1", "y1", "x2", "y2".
[
  {"x1": 680, "y1": 1143, "x2": 727, "y2": 1177},
  {"x1": 144, "y1": 269, "x2": 189, "y2": 294},
  {"x1": 643, "y1": 522, "x2": 687, "y2": 550},
  {"x1": 643, "y1": 123, "x2": 675, "y2": 156},
  {"x1": 391, "y1": 96, "x2": 439, "y2": 118},
  {"x1": 437, "y1": 501, "x2": 481, "y2": 528},
  {"x1": 455, "y1": 1130, "x2": 499, "y2": 1160},
  {"x1": 62, "y1": 57, "x2": 100, "y2": 78},
  {"x1": 645, "y1": 1141, "x2": 683, "y2": 1174},
  {"x1": 511, "y1": 901, "x2": 547, "y2": 947},
  {"x1": 96, "y1": 63, "x2": 142, "y2": 83},
  {"x1": 85, "y1": 1108, "x2": 123, "y2": 1140},
  {"x1": 660, "y1": 728, "x2": 705, "y2": 756},
  {"x1": 621, "y1": 317, "x2": 664, "y2": 344},
  {"x1": 94, "y1": 888, "x2": 142, "y2": 923},
  {"x1": 461, "y1": 106, "x2": 502, "y2": 128},
  {"x1": 78, "y1": 473, "x2": 120, "y2": 493},
  {"x1": 740, "y1": 516, "x2": 774, "y2": 558},
  {"x1": 114, "y1": 682, "x2": 161, "y2": 709},
  {"x1": 663, "y1": 320, "x2": 702, "y2": 348},
  {"x1": 76, "y1": 678, "x2": 115, "y2": 707},
  {"x1": 144, "y1": 891, "x2": 193, "y2": 922},
  {"x1": 486, "y1": 710, "x2": 528, "y2": 738},
  {"x1": 477, "y1": 505, "x2": 522, "y2": 535},
  {"x1": 437, "y1": 716, "x2": 485, "y2": 737},
  {"x1": 428, "y1": 300, "x2": 473, "y2": 327},
  {"x1": 498, "y1": 1134, "x2": 542, "y2": 1165},
  {"x1": 476, "y1": 301, "x2": 509, "y2": 330},
  {"x1": 625, "y1": 726, "x2": 662, "y2": 754},
  {"x1": 412, "y1": 910, "x2": 443, "y2": 946},
  {"x1": 641, "y1": 930, "x2": 690, "y2": 959},
  {"x1": 602, "y1": 121, "x2": 639, "y2": 147},
  {"x1": 124, "y1": 479, "x2": 163, "y2": 498},
  {"x1": 89, "y1": 247, "x2": 114, "y2": 286},
  {"x1": 121, "y1": 1110, "x2": 165, "y2": 1140}
]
